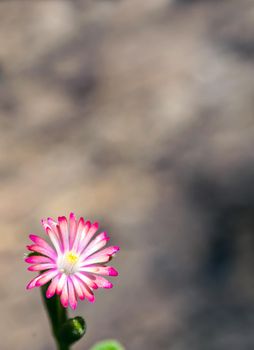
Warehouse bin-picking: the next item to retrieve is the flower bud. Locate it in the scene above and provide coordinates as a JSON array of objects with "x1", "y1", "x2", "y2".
[{"x1": 59, "y1": 316, "x2": 86, "y2": 345}]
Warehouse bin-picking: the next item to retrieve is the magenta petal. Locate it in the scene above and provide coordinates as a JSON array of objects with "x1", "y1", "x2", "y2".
[
  {"x1": 71, "y1": 217, "x2": 86, "y2": 252},
  {"x1": 29, "y1": 234, "x2": 56, "y2": 256},
  {"x1": 75, "y1": 275, "x2": 95, "y2": 303},
  {"x1": 69, "y1": 212, "x2": 77, "y2": 249},
  {"x1": 94, "y1": 246, "x2": 120, "y2": 257},
  {"x1": 83, "y1": 273, "x2": 113, "y2": 289},
  {"x1": 26, "y1": 275, "x2": 42, "y2": 289},
  {"x1": 56, "y1": 273, "x2": 67, "y2": 295},
  {"x1": 70, "y1": 275, "x2": 85, "y2": 300},
  {"x1": 60, "y1": 282, "x2": 69, "y2": 308},
  {"x1": 83, "y1": 246, "x2": 120, "y2": 264},
  {"x1": 80, "y1": 246, "x2": 119, "y2": 266},
  {"x1": 77, "y1": 221, "x2": 98, "y2": 254},
  {"x1": 45, "y1": 218, "x2": 63, "y2": 252},
  {"x1": 46, "y1": 227, "x2": 62, "y2": 255},
  {"x1": 58, "y1": 216, "x2": 69, "y2": 251},
  {"x1": 81, "y1": 232, "x2": 110, "y2": 259},
  {"x1": 46, "y1": 217, "x2": 58, "y2": 226},
  {"x1": 35, "y1": 269, "x2": 58, "y2": 287},
  {"x1": 25, "y1": 256, "x2": 53, "y2": 264},
  {"x1": 68, "y1": 277, "x2": 77, "y2": 310},
  {"x1": 107, "y1": 267, "x2": 119, "y2": 276},
  {"x1": 28, "y1": 263, "x2": 56, "y2": 271},
  {"x1": 81, "y1": 265, "x2": 118, "y2": 276},
  {"x1": 80, "y1": 254, "x2": 111, "y2": 266},
  {"x1": 75, "y1": 272, "x2": 98, "y2": 290},
  {"x1": 46, "y1": 274, "x2": 61, "y2": 298},
  {"x1": 27, "y1": 244, "x2": 56, "y2": 260}
]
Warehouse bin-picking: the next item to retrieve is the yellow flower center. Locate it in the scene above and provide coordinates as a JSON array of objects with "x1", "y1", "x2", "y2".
[
  {"x1": 58, "y1": 251, "x2": 80, "y2": 275},
  {"x1": 66, "y1": 252, "x2": 79, "y2": 264}
]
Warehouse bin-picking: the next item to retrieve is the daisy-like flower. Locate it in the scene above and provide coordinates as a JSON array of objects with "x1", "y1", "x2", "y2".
[{"x1": 25, "y1": 213, "x2": 120, "y2": 310}]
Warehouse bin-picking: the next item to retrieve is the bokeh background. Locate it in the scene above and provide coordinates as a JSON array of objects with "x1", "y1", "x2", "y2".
[{"x1": 1, "y1": 0, "x2": 254, "y2": 349}]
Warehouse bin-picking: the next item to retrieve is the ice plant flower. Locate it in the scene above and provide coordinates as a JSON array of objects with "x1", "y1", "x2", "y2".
[{"x1": 25, "y1": 213, "x2": 120, "y2": 309}]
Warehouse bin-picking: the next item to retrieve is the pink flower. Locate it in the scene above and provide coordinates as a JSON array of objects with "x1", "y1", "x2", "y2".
[{"x1": 25, "y1": 213, "x2": 120, "y2": 309}]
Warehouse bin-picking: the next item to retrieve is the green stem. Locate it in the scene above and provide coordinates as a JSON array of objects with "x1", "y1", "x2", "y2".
[
  {"x1": 57, "y1": 342, "x2": 69, "y2": 350},
  {"x1": 41, "y1": 283, "x2": 70, "y2": 350}
]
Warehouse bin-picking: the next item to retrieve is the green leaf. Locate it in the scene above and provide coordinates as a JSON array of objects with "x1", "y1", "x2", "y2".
[{"x1": 90, "y1": 339, "x2": 125, "y2": 350}]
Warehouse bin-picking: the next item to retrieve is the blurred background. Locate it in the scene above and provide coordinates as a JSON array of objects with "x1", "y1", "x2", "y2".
[{"x1": 0, "y1": 0, "x2": 254, "y2": 349}]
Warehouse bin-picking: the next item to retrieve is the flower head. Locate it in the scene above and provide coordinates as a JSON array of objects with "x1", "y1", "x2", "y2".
[{"x1": 25, "y1": 213, "x2": 120, "y2": 309}]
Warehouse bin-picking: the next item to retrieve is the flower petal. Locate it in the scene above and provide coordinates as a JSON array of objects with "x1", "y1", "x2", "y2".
[
  {"x1": 28, "y1": 263, "x2": 56, "y2": 271},
  {"x1": 87, "y1": 245, "x2": 120, "y2": 260},
  {"x1": 41, "y1": 219, "x2": 62, "y2": 255},
  {"x1": 75, "y1": 274, "x2": 95, "y2": 303},
  {"x1": 80, "y1": 246, "x2": 120, "y2": 266},
  {"x1": 69, "y1": 212, "x2": 77, "y2": 249},
  {"x1": 81, "y1": 272, "x2": 113, "y2": 288},
  {"x1": 58, "y1": 216, "x2": 69, "y2": 251},
  {"x1": 27, "y1": 244, "x2": 56, "y2": 260},
  {"x1": 69, "y1": 275, "x2": 85, "y2": 300},
  {"x1": 46, "y1": 274, "x2": 61, "y2": 298},
  {"x1": 29, "y1": 234, "x2": 56, "y2": 256},
  {"x1": 71, "y1": 217, "x2": 86, "y2": 252},
  {"x1": 75, "y1": 272, "x2": 98, "y2": 290},
  {"x1": 60, "y1": 281, "x2": 69, "y2": 308},
  {"x1": 56, "y1": 273, "x2": 67, "y2": 295},
  {"x1": 26, "y1": 274, "x2": 42, "y2": 289},
  {"x1": 80, "y1": 265, "x2": 118, "y2": 276},
  {"x1": 68, "y1": 277, "x2": 77, "y2": 310},
  {"x1": 80, "y1": 254, "x2": 111, "y2": 266},
  {"x1": 47, "y1": 218, "x2": 63, "y2": 248},
  {"x1": 77, "y1": 222, "x2": 98, "y2": 254},
  {"x1": 25, "y1": 255, "x2": 54, "y2": 264},
  {"x1": 81, "y1": 232, "x2": 109, "y2": 259},
  {"x1": 35, "y1": 269, "x2": 59, "y2": 287}
]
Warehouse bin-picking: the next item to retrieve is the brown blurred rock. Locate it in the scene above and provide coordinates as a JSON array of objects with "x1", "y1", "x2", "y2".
[{"x1": 0, "y1": 0, "x2": 254, "y2": 349}]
